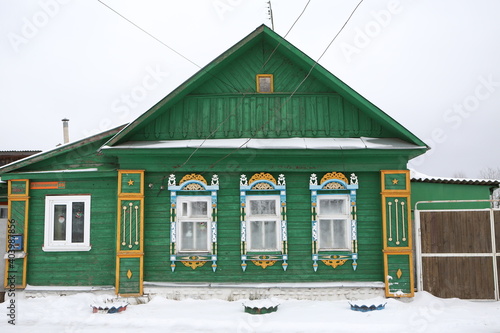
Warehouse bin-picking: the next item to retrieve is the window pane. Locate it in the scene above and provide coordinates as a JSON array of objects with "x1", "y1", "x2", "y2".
[
  {"x1": 195, "y1": 222, "x2": 208, "y2": 251},
  {"x1": 181, "y1": 202, "x2": 188, "y2": 217},
  {"x1": 53, "y1": 204, "x2": 66, "y2": 241},
  {"x1": 250, "y1": 221, "x2": 263, "y2": 250},
  {"x1": 181, "y1": 222, "x2": 194, "y2": 250},
  {"x1": 319, "y1": 198, "x2": 346, "y2": 215},
  {"x1": 263, "y1": 221, "x2": 277, "y2": 249},
  {"x1": 258, "y1": 77, "x2": 271, "y2": 92},
  {"x1": 250, "y1": 200, "x2": 276, "y2": 216},
  {"x1": 71, "y1": 202, "x2": 85, "y2": 243},
  {"x1": 319, "y1": 219, "x2": 333, "y2": 248},
  {"x1": 191, "y1": 201, "x2": 208, "y2": 217},
  {"x1": 0, "y1": 208, "x2": 7, "y2": 219},
  {"x1": 250, "y1": 220, "x2": 277, "y2": 250},
  {"x1": 180, "y1": 221, "x2": 208, "y2": 251},
  {"x1": 319, "y1": 219, "x2": 348, "y2": 249},
  {"x1": 333, "y1": 219, "x2": 348, "y2": 249}
]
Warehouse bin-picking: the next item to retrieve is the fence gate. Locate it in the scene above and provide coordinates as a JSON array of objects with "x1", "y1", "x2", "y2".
[{"x1": 416, "y1": 207, "x2": 499, "y2": 300}]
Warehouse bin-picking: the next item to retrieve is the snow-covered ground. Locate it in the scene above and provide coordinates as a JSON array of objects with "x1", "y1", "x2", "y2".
[{"x1": 1, "y1": 291, "x2": 499, "y2": 332}]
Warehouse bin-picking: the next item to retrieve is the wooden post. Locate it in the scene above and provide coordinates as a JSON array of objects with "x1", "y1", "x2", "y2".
[
  {"x1": 4, "y1": 179, "x2": 29, "y2": 289},
  {"x1": 381, "y1": 170, "x2": 414, "y2": 297},
  {"x1": 115, "y1": 170, "x2": 144, "y2": 296}
]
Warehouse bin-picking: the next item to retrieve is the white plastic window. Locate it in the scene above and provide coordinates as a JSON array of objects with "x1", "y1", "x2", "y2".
[
  {"x1": 43, "y1": 195, "x2": 91, "y2": 252},
  {"x1": 317, "y1": 195, "x2": 351, "y2": 251},
  {"x1": 177, "y1": 197, "x2": 211, "y2": 253},
  {"x1": 246, "y1": 196, "x2": 281, "y2": 251}
]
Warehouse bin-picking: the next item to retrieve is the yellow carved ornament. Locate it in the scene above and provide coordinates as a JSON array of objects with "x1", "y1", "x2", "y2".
[
  {"x1": 321, "y1": 259, "x2": 347, "y2": 268},
  {"x1": 252, "y1": 260, "x2": 277, "y2": 269},
  {"x1": 320, "y1": 172, "x2": 348, "y2": 185},
  {"x1": 179, "y1": 174, "x2": 207, "y2": 185},
  {"x1": 249, "y1": 172, "x2": 276, "y2": 185},
  {"x1": 181, "y1": 261, "x2": 207, "y2": 270}
]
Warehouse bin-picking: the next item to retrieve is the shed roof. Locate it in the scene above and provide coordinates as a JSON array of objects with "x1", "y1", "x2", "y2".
[{"x1": 410, "y1": 169, "x2": 500, "y2": 186}]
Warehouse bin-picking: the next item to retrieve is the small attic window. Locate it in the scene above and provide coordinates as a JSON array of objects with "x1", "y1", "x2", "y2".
[{"x1": 256, "y1": 74, "x2": 273, "y2": 93}]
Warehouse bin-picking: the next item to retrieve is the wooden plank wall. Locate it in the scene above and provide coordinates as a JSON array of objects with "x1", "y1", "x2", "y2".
[
  {"x1": 143, "y1": 171, "x2": 384, "y2": 284},
  {"x1": 132, "y1": 95, "x2": 386, "y2": 141},
  {"x1": 26, "y1": 177, "x2": 117, "y2": 286}
]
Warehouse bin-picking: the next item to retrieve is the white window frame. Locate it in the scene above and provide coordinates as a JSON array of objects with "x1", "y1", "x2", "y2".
[
  {"x1": 317, "y1": 194, "x2": 351, "y2": 251},
  {"x1": 246, "y1": 195, "x2": 282, "y2": 252},
  {"x1": 43, "y1": 195, "x2": 91, "y2": 252},
  {"x1": 176, "y1": 196, "x2": 212, "y2": 254}
]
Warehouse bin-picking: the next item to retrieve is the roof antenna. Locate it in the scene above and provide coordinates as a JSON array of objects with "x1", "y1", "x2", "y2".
[{"x1": 267, "y1": 0, "x2": 274, "y2": 30}]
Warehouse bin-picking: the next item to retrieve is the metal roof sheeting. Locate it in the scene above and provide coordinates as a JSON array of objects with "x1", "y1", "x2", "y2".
[
  {"x1": 410, "y1": 169, "x2": 500, "y2": 186},
  {"x1": 102, "y1": 137, "x2": 426, "y2": 151}
]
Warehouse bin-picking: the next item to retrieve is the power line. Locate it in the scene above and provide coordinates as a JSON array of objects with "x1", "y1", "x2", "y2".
[
  {"x1": 262, "y1": 0, "x2": 311, "y2": 70},
  {"x1": 96, "y1": 0, "x2": 243, "y2": 93},
  {"x1": 97, "y1": 0, "x2": 200, "y2": 69},
  {"x1": 284, "y1": 0, "x2": 311, "y2": 38}
]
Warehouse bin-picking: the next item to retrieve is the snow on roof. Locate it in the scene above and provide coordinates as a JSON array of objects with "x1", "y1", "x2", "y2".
[
  {"x1": 410, "y1": 169, "x2": 500, "y2": 186},
  {"x1": 102, "y1": 137, "x2": 426, "y2": 151}
]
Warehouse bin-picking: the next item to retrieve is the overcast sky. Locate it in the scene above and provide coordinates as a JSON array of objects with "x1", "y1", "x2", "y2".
[{"x1": 1, "y1": 0, "x2": 499, "y2": 178}]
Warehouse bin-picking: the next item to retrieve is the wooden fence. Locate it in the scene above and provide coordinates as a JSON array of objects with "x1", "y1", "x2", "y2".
[{"x1": 415, "y1": 206, "x2": 499, "y2": 300}]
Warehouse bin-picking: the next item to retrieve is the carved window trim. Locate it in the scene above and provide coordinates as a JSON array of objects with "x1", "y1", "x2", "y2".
[
  {"x1": 168, "y1": 174, "x2": 219, "y2": 272},
  {"x1": 240, "y1": 173, "x2": 287, "y2": 271},
  {"x1": 310, "y1": 172, "x2": 358, "y2": 271}
]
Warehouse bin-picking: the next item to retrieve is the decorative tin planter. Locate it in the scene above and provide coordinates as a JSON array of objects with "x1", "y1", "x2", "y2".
[
  {"x1": 349, "y1": 302, "x2": 386, "y2": 312},
  {"x1": 243, "y1": 299, "x2": 280, "y2": 314},
  {"x1": 91, "y1": 300, "x2": 129, "y2": 314}
]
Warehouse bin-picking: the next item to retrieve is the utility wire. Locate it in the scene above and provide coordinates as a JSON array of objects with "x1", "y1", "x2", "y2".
[
  {"x1": 284, "y1": 0, "x2": 311, "y2": 38},
  {"x1": 97, "y1": 0, "x2": 243, "y2": 93},
  {"x1": 262, "y1": 0, "x2": 311, "y2": 70},
  {"x1": 97, "y1": 0, "x2": 200, "y2": 69}
]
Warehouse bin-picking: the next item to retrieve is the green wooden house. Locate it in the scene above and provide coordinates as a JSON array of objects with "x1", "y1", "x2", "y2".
[{"x1": 1, "y1": 25, "x2": 428, "y2": 299}]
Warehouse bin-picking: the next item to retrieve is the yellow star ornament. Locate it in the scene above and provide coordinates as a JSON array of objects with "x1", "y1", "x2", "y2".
[
  {"x1": 128, "y1": 179, "x2": 135, "y2": 186},
  {"x1": 392, "y1": 178, "x2": 399, "y2": 185}
]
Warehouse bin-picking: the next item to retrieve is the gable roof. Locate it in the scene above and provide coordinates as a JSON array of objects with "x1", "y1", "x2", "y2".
[{"x1": 103, "y1": 24, "x2": 428, "y2": 149}]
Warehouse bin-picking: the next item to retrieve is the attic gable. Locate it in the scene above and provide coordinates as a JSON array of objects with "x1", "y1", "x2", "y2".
[
  {"x1": 193, "y1": 37, "x2": 331, "y2": 95},
  {"x1": 104, "y1": 25, "x2": 427, "y2": 149}
]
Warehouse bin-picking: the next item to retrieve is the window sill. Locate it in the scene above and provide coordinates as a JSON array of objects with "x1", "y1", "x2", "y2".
[
  {"x1": 318, "y1": 250, "x2": 353, "y2": 253},
  {"x1": 246, "y1": 251, "x2": 282, "y2": 255},
  {"x1": 42, "y1": 245, "x2": 92, "y2": 252},
  {"x1": 176, "y1": 251, "x2": 212, "y2": 256}
]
